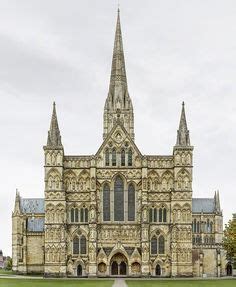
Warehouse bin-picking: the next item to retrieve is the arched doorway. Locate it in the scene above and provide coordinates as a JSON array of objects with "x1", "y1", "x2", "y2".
[
  {"x1": 226, "y1": 263, "x2": 232, "y2": 276},
  {"x1": 110, "y1": 253, "x2": 128, "y2": 276},
  {"x1": 77, "y1": 264, "x2": 82, "y2": 277},
  {"x1": 155, "y1": 264, "x2": 161, "y2": 276}
]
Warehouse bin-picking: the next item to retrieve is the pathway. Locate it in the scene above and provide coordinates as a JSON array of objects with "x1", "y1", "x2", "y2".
[{"x1": 112, "y1": 278, "x2": 128, "y2": 287}]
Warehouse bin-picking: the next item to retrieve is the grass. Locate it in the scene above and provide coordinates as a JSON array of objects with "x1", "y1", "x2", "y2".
[
  {"x1": 0, "y1": 270, "x2": 13, "y2": 275},
  {"x1": 0, "y1": 278, "x2": 113, "y2": 287},
  {"x1": 126, "y1": 279, "x2": 236, "y2": 287}
]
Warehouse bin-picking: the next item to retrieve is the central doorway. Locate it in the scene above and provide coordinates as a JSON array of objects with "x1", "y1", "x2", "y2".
[
  {"x1": 110, "y1": 253, "x2": 128, "y2": 276},
  {"x1": 77, "y1": 264, "x2": 82, "y2": 277}
]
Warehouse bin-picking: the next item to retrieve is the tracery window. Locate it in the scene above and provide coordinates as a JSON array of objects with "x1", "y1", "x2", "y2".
[
  {"x1": 121, "y1": 149, "x2": 125, "y2": 166},
  {"x1": 149, "y1": 207, "x2": 167, "y2": 223},
  {"x1": 112, "y1": 149, "x2": 116, "y2": 166},
  {"x1": 151, "y1": 233, "x2": 165, "y2": 255},
  {"x1": 114, "y1": 176, "x2": 124, "y2": 221},
  {"x1": 70, "y1": 208, "x2": 88, "y2": 223},
  {"x1": 73, "y1": 235, "x2": 87, "y2": 255},
  {"x1": 103, "y1": 183, "x2": 110, "y2": 221},
  {"x1": 128, "y1": 183, "x2": 135, "y2": 221}
]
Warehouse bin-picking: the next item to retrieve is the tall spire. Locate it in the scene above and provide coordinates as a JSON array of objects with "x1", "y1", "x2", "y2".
[
  {"x1": 47, "y1": 102, "x2": 63, "y2": 147},
  {"x1": 176, "y1": 102, "x2": 190, "y2": 146},
  {"x1": 103, "y1": 9, "x2": 134, "y2": 140},
  {"x1": 108, "y1": 8, "x2": 128, "y2": 100}
]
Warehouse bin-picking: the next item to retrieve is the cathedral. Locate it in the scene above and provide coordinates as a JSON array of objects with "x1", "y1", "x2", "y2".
[{"x1": 12, "y1": 10, "x2": 227, "y2": 277}]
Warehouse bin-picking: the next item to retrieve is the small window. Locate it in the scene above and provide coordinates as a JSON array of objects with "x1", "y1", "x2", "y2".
[
  {"x1": 151, "y1": 236, "x2": 157, "y2": 255},
  {"x1": 158, "y1": 235, "x2": 165, "y2": 254},
  {"x1": 163, "y1": 208, "x2": 167, "y2": 222},
  {"x1": 80, "y1": 209, "x2": 84, "y2": 223},
  {"x1": 80, "y1": 235, "x2": 87, "y2": 254},
  {"x1": 154, "y1": 208, "x2": 157, "y2": 222},
  {"x1": 121, "y1": 149, "x2": 125, "y2": 166},
  {"x1": 112, "y1": 149, "x2": 116, "y2": 166},
  {"x1": 159, "y1": 208, "x2": 163, "y2": 222},
  {"x1": 73, "y1": 237, "x2": 80, "y2": 254},
  {"x1": 85, "y1": 208, "x2": 88, "y2": 222},
  {"x1": 105, "y1": 149, "x2": 109, "y2": 166},
  {"x1": 128, "y1": 149, "x2": 132, "y2": 166},
  {"x1": 71, "y1": 208, "x2": 75, "y2": 223},
  {"x1": 75, "y1": 208, "x2": 79, "y2": 222}
]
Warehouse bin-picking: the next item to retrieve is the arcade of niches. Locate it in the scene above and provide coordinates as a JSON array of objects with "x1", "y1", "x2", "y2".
[{"x1": 12, "y1": 10, "x2": 227, "y2": 277}]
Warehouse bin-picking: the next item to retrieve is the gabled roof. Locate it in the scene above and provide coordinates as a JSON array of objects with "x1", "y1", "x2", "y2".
[
  {"x1": 192, "y1": 198, "x2": 215, "y2": 213},
  {"x1": 20, "y1": 198, "x2": 45, "y2": 214},
  {"x1": 96, "y1": 120, "x2": 142, "y2": 157},
  {"x1": 27, "y1": 217, "x2": 45, "y2": 232}
]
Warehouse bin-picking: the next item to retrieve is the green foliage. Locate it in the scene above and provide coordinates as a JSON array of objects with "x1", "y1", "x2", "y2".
[
  {"x1": 5, "y1": 257, "x2": 12, "y2": 270},
  {"x1": 223, "y1": 217, "x2": 236, "y2": 260}
]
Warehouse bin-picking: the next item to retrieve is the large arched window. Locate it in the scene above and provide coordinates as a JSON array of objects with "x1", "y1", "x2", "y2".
[
  {"x1": 112, "y1": 149, "x2": 116, "y2": 166},
  {"x1": 128, "y1": 149, "x2": 132, "y2": 166},
  {"x1": 128, "y1": 184, "x2": 135, "y2": 221},
  {"x1": 105, "y1": 149, "x2": 109, "y2": 166},
  {"x1": 121, "y1": 149, "x2": 125, "y2": 166},
  {"x1": 103, "y1": 184, "x2": 110, "y2": 221},
  {"x1": 158, "y1": 235, "x2": 165, "y2": 254},
  {"x1": 73, "y1": 237, "x2": 80, "y2": 254},
  {"x1": 151, "y1": 236, "x2": 157, "y2": 255},
  {"x1": 114, "y1": 176, "x2": 124, "y2": 221}
]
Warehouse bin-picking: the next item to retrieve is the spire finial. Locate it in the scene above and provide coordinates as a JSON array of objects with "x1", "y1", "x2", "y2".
[
  {"x1": 176, "y1": 101, "x2": 190, "y2": 146},
  {"x1": 46, "y1": 102, "x2": 63, "y2": 147}
]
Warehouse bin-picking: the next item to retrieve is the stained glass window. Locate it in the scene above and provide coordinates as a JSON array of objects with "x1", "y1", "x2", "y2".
[
  {"x1": 80, "y1": 235, "x2": 86, "y2": 254},
  {"x1": 158, "y1": 235, "x2": 165, "y2": 254}
]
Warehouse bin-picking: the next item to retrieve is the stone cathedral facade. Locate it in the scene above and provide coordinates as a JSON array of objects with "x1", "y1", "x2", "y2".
[{"x1": 12, "y1": 11, "x2": 227, "y2": 277}]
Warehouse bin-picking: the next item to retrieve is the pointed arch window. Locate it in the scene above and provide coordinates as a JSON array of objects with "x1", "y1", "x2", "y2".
[
  {"x1": 154, "y1": 208, "x2": 157, "y2": 222},
  {"x1": 128, "y1": 183, "x2": 135, "y2": 221},
  {"x1": 158, "y1": 235, "x2": 165, "y2": 254},
  {"x1": 80, "y1": 235, "x2": 87, "y2": 254},
  {"x1": 73, "y1": 237, "x2": 80, "y2": 254},
  {"x1": 159, "y1": 208, "x2": 163, "y2": 222},
  {"x1": 84, "y1": 208, "x2": 88, "y2": 222},
  {"x1": 75, "y1": 208, "x2": 79, "y2": 222},
  {"x1": 103, "y1": 183, "x2": 110, "y2": 221},
  {"x1": 121, "y1": 149, "x2": 126, "y2": 166},
  {"x1": 151, "y1": 236, "x2": 157, "y2": 255},
  {"x1": 128, "y1": 149, "x2": 132, "y2": 166},
  {"x1": 105, "y1": 149, "x2": 109, "y2": 166},
  {"x1": 163, "y1": 208, "x2": 167, "y2": 222},
  {"x1": 114, "y1": 176, "x2": 124, "y2": 221},
  {"x1": 80, "y1": 209, "x2": 84, "y2": 222},
  {"x1": 71, "y1": 208, "x2": 75, "y2": 223},
  {"x1": 112, "y1": 149, "x2": 116, "y2": 166}
]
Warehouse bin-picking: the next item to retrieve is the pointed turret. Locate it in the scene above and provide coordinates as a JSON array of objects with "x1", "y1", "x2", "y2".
[
  {"x1": 103, "y1": 10, "x2": 134, "y2": 140},
  {"x1": 46, "y1": 102, "x2": 63, "y2": 147},
  {"x1": 13, "y1": 189, "x2": 21, "y2": 214},
  {"x1": 214, "y1": 190, "x2": 221, "y2": 213},
  {"x1": 176, "y1": 102, "x2": 190, "y2": 146}
]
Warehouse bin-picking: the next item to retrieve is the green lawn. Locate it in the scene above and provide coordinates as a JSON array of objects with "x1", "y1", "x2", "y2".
[
  {"x1": 127, "y1": 279, "x2": 236, "y2": 287},
  {"x1": 0, "y1": 278, "x2": 113, "y2": 287},
  {"x1": 0, "y1": 270, "x2": 13, "y2": 275}
]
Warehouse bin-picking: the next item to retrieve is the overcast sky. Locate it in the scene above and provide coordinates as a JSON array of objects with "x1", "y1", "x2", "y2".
[{"x1": 0, "y1": 0, "x2": 236, "y2": 256}]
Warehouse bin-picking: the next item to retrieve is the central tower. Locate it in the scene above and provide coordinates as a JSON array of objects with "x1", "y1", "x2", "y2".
[{"x1": 103, "y1": 10, "x2": 134, "y2": 140}]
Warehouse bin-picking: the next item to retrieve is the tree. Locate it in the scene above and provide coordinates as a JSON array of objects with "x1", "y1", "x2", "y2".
[{"x1": 223, "y1": 214, "x2": 236, "y2": 268}]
